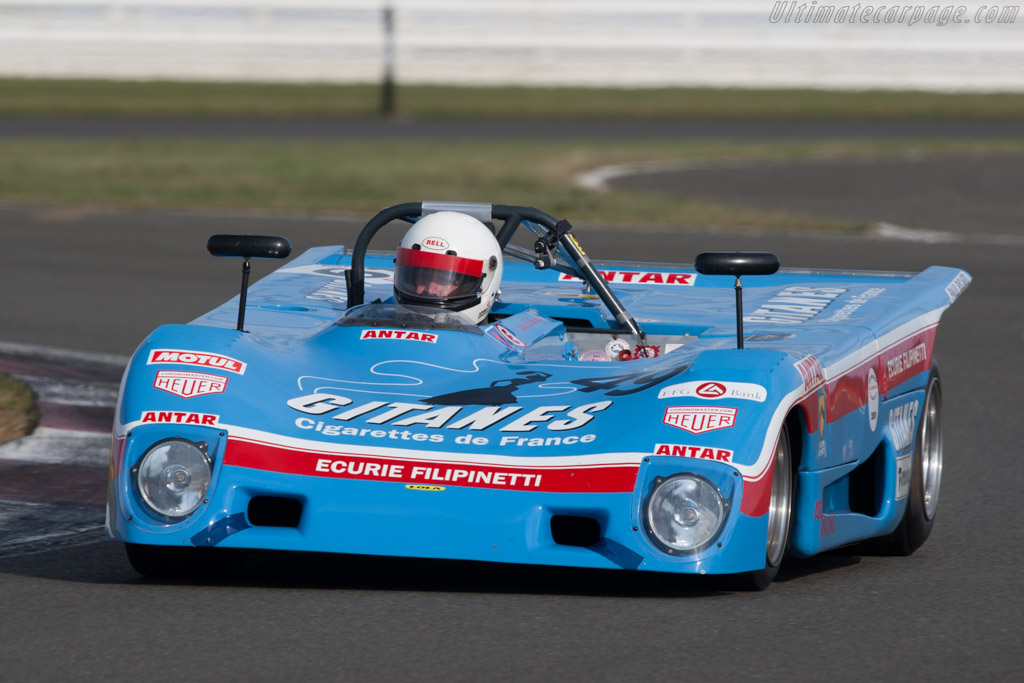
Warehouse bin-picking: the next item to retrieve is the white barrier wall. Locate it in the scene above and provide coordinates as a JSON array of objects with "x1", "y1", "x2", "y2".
[{"x1": 1, "y1": 0, "x2": 1022, "y2": 91}]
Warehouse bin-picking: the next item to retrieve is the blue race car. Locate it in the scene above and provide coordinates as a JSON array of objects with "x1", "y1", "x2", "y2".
[{"x1": 107, "y1": 202, "x2": 970, "y2": 589}]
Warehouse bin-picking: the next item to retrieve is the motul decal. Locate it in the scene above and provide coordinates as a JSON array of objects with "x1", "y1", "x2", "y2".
[
  {"x1": 559, "y1": 270, "x2": 694, "y2": 286},
  {"x1": 153, "y1": 370, "x2": 227, "y2": 398},
  {"x1": 359, "y1": 329, "x2": 438, "y2": 343},
  {"x1": 140, "y1": 411, "x2": 218, "y2": 425},
  {"x1": 654, "y1": 443, "x2": 733, "y2": 462},
  {"x1": 663, "y1": 406, "x2": 737, "y2": 434},
  {"x1": 147, "y1": 349, "x2": 246, "y2": 375}
]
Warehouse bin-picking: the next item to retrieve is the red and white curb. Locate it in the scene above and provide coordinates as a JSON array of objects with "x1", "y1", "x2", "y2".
[{"x1": 0, "y1": 341, "x2": 125, "y2": 557}]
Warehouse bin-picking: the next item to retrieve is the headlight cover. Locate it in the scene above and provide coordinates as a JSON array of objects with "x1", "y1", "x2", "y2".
[
  {"x1": 135, "y1": 438, "x2": 211, "y2": 520},
  {"x1": 645, "y1": 474, "x2": 727, "y2": 554}
]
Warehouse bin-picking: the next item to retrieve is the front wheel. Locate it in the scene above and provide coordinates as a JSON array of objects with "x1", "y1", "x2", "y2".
[{"x1": 727, "y1": 425, "x2": 795, "y2": 591}]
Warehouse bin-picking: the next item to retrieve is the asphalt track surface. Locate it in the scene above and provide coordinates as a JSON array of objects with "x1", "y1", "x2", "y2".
[{"x1": 1, "y1": 132, "x2": 1023, "y2": 680}]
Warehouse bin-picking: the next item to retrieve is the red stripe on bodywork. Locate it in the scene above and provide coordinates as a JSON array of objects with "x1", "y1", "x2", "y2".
[
  {"x1": 740, "y1": 468, "x2": 773, "y2": 517},
  {"x1": 222, "y1": 438, "x2": 640, "y2": 494},
  {"x1": 829, "y1": 326, "x2": 936, "y2": 424}
]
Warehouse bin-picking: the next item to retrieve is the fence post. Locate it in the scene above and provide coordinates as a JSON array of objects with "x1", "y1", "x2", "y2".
[{"x1": 381, "y1": 5, "x2": 396, "y2": 117}]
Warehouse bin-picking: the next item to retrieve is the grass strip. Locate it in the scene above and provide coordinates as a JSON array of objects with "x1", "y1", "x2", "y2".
[
  {"x1": 4, "y1": 79, "x2": 1024, "y2": 120},
  {"x1": 3, "y1": 138, "x2": 1024, "y2": 230},
  {"x1": 0, "y1": 373, "x2": 38, "y2": 445}
]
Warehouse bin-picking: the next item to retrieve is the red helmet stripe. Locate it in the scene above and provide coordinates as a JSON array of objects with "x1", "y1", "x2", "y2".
[{"x1": 397, "y1": 247, "x2": 483, "y2": 277}]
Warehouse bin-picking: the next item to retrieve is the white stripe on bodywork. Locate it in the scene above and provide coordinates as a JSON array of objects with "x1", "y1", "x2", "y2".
[{"x1": 116, "y1": 420, "x2": 648, "y2": 471}]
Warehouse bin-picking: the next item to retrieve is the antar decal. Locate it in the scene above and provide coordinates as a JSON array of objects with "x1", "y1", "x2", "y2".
[
  {"x1": 141, "y1": 411, "x2": 218, "y2": 425},
  {"x1": 794, "y1": 355, "x2": 825, "y2": 392},
  {"x1": 559, "y1": 270, "x2": 694, "y2": 286},
  {"x1": 359, "y1": 329, "x2": 438, "y2": 343},
  {"x1": 654, "y1": 443, "x2": 733, "y2": 462}
]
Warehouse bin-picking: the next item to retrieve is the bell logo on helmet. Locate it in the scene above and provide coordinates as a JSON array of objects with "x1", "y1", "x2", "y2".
[{"x1": 422, "y1": 237, "x2": 449, "y2": 251}]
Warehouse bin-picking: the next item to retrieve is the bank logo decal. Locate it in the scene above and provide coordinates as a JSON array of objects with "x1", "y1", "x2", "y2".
[{"x1": 658, "y1": 381, "x2": 766, "y2": 402}]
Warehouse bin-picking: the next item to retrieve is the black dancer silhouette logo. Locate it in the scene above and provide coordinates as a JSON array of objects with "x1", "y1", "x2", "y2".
[{"x1": 425, "y1": 370, "x2": 553, "y2": 406}]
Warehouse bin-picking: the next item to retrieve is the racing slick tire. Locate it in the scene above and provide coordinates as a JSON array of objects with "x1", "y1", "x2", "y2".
[
  {"x1": 878, "y1": 366, "x2": 943, "y2": 556},
  {"x1": 726, "y1": 423, "x2": 796, "y2": 591},
  {"x1": 125, "y1": 543, "x2": 245, "y2": 579}
]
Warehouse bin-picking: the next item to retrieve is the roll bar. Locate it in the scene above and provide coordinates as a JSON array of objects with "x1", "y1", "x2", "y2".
[{"x1": 344, "y1": 202, "x2": 642, "y2": 337}]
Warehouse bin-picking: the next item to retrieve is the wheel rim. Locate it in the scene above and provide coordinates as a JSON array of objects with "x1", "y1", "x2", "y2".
[
  {"x1": 920, "y1": 379, "x2": 943, "y2": 520},
  {"x1": 765, "y1": 429, "x2": 792, "y2": 567}
]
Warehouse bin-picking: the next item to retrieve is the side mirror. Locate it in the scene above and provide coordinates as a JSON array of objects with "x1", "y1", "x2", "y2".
[
  {"x1": 207, "y1": 234, "x2": 291, "y2": 260},
  {"x1": 694, "y1": 251, "x2": 779, "y2": 277},
  {"x1": 695, "y1": 252, "x2": 780, "y2": 349},
  {"x1": 207, "y1": 234, "x2": 291, "y2": 332}
]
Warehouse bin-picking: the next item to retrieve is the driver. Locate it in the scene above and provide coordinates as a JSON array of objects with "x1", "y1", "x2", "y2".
[{"x1": 393, "y1": 210, "x2": 503, "y2": 325}]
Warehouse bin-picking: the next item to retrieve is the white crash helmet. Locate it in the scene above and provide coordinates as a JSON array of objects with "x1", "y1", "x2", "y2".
[{"x1": 393, "y1": 211, "x2": 503, "y2": 324}]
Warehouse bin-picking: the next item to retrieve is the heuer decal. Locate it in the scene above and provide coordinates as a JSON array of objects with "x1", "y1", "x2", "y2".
[
  {"x1": 287, "y1": 392, "x2": 612, "y2": 433},
  {"x1": 147, "y1": 349, "x2": 246, "y2": 375},
  {"x1": 662, "y1": 406, "x2": 736, "y2": 434},
  {"x1": 559, "y1": 270, "x2": 694, "y2": 286},
  {"x1": 153, "y1": 370, "x2": 227, "y2": 398},
  {"x1": 896, "y1": 454, "x2": 912, "y2": 499},
  {"x1": 794, "y1": 355, "x2": 825, "y2": 392},
  {"x1": 744, "y1": 286, "x2": 847, "y2": 324},
  {"x1": 654, "y1": 443, "x2": 733, "y2": 462},
  {"x1": 657, "y1": 380, "x2": 766, "y2": 402},
  {"x1": 888, "y1": 400, "x2": 920, "y2": 452},
  {"x1": 359, "y1": 329, "x2": 438, "y2": 343},
  {"x1": 141, "y1": 411, "x2": 218, "y2": 425},
  {"x1": 867, "y1": 368, "x2": 879, "y2": 431}
]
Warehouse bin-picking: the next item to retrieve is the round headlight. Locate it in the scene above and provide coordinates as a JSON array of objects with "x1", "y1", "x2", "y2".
[
  {"x1": 645, "y1": 474, "x2": 726, "y2": 553},
  {"x1": 136, "y1": 439, "x2": 211, "y2": 519}
]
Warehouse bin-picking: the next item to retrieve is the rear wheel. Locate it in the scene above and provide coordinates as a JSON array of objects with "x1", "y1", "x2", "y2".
[
  {"x1": 727, "y1": 426, "x2": 795, "y2": 591},
  {"x1": 879, "y1": 368, "x2": 943, "y2": 555},
  {"x1": 125, "y1": 543, "x2": 245, "y2": 579}
]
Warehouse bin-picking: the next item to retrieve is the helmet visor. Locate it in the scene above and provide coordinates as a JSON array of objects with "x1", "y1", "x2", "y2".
[{"x1": 395, "y1": 247, "x2": 484, "y2": 303}]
